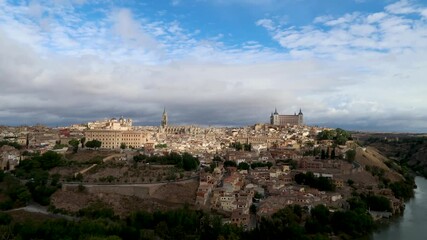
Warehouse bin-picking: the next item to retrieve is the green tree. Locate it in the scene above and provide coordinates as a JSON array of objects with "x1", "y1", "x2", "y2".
[
  {"x1": 68, "y1": 139, "x2": 79, "y2": 153},
  {"x1": 0, "y1": 212, "x2": 12, "y2": 225},
  {"x1": 182, "y1": 152, "x2": 199, "y2": 171},
  {"x1": 213, "y1": 155, "x2": 222, "y2": 162},
  {"x1": 243, "y1": 143, "x2": 252, "y2": 151},
  {"x1": 390, "y1": 181, "x2": 414, "y2": 200},
  {"x1": 326, "y1": 147, "x2": 330, "y2": 159},
  {"x1": 331, "y1": 210, "x2": 373, "y2": 237},
  {"x1": 250, "y1": 204, "x2": 257, "y2": 214},
  {"x1": 230, "y1": 142, "x2": 243, "y2": 151},
  {"x1": 120, "y1": 143, "x2": 126, "y2": 149},
  {"x1": 40, "y1": 151, "x2": 62, "y2": 170},
  {"x1": 237, "y1": 162, "x2": 250, "y2": 170},
  {"x1": 331, "y1": 148, "x2": 336, "y2": 159},
  {"x1": 321, "y1": 149, "x2": 326, "y2": 160},
  {"x1": 80, "y1": 137, "x2": 86, "y2": 148},
  {"x1": 365, "y1": 195, "x2": 392, "y2": 212},
  {"x1": 317, "y1": 130, "x2": 335, "y2": 140},
  {"x1": 133, "y1": 154, "x2": 146, "y2": 164},
  {"x1": 224, "y1": 161, "x2": 237, "y2": 168},
  {"x1": 305, "y1": 205, "x2": 331, "y2": 234},
  {"x1": 345, "y1": 149, "x2": 356, "y2": 162},
  {"x1": 86, "y1": 140, "x2": 102, "y2": 149}
]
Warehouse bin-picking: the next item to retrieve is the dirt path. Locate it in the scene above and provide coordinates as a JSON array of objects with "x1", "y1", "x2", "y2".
[{"x1": 7, "y1": 203, "x2": 77, "y2": 221}]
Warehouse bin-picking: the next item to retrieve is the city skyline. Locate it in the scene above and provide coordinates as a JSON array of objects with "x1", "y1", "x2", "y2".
[{"x1": 1, "y1": 0, "x2": 427, "y2": 132}]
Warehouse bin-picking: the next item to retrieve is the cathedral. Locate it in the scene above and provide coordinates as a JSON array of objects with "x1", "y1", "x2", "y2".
[
  {"x1": 270, "y1": 108, "x2": 304, "y2": 126},
  {"x1": 160, "y1": 108, "x2": 203, "y2": 135},
  {"x1": 161, "y1": 108, "x2": 168, "y2": 128}
]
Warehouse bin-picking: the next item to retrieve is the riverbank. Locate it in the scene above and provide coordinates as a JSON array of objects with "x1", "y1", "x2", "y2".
[{"x1": 372, "y1": 176, "x2": 427, "y2": 240}]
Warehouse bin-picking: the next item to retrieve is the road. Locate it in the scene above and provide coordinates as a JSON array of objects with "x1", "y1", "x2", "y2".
[
  {"x1": 64, "y1": 175, "x2": 198, "y2": 187},
  {"x1": 6, "y1": 203, "x2": 77, "y2": 221}
]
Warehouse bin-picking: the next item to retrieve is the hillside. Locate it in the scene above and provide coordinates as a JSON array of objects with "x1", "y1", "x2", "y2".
[
  {"x1": 354, "y1": 133, "x2": 427, "y2": 177},
  {"x1": 355, "y1": 146, "x2": 403, "y2": 182}
]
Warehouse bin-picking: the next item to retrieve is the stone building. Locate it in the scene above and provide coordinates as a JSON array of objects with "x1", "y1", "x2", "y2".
[
  {"x1": 0, "y1": 145, "x2": 20, "y2": 171},
  {"x1": 159, "y1": 109, "x2": 203, "y2": 135},
  {"x1": 270, "y1": 108, "x2": 303, "y2": 126},
  {"x1": 84, "y1": 130, "x2": 150, "y2": 149},
  {"x1": 87, "y1": 117, "x2": 133, "y2": 130}
]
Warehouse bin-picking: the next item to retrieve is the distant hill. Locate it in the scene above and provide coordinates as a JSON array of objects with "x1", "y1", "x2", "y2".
[{"x1": 354, "y1": 133, "x2": 427, "y2": 177}]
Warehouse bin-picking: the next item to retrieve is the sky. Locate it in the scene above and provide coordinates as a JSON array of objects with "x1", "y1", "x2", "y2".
[{"x1": 0, "y1": 0, "x2": 426, "y2": 132}]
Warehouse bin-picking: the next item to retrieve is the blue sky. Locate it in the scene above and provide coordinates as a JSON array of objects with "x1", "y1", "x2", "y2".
[{"x1": 0, "y1": 0, "x2": 427, "y2": 132}]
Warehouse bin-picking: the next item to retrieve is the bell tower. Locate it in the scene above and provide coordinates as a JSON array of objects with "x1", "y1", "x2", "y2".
[
  {"x1": 161, "y1": 108, "x2": 168, "y2": 128},
  {"x1": 298, "y1": 108, "x2": 303, "y2": 125}
]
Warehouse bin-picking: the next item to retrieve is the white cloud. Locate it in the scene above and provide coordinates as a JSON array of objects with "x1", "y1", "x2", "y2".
[
  {"x1": 211, "y1": 0, "x2": 278, "y2": 6},
  {"x1": 386, "y1": 0, "x2": 417, "y2": 14},
  {"x1": 171, "y1": 0, "x2": 180, "y2": 6},
  {"x1": 27, "y1": 0, "x2": 44, "y2": 19},
  {"x1": 366, "y1": 12, "x2": 387, "y2": 23},
  {"x1": 324, "y1": 13, "x2": 360, "y2": 26},
  {"x1": 0, "y1": 0, "x2": 427, "y2": 131},
  {"x1": 256, "y1": 18, "x2": 275, "y2": 31},
  {"x1": 255, "y1": 0, "x2": 427, "y2": 131},
  {"x1": 313, "y1": 15, "x2": 333, "y2": 24},
  {"x1": 111, "y1": 8, "x2": 158, "y2": 49}
]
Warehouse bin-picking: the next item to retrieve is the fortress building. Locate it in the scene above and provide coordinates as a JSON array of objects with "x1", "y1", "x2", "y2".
[{"x1": 270, "y1": 108, "x2": 304, "y2": 126}]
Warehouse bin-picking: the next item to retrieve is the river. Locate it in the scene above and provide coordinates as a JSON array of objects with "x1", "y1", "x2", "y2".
[{"x1": 372, "y1": 176, "x2": 427, "y2": 240}]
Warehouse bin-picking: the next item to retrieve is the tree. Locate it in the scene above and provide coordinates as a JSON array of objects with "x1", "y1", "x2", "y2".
[
  {"x1": 345, "y1": 149, "x2": 356, "y2": 162},
  {"x1": 294, "y1": 173, "x2": 305, "y2": 185},
  {"x1": 365, "y1": 195, "x2": 392, "y2": 212},
  {"x1": 326, "y1": 147, "x2": 330, "y2": 159},
  {"x1": 224, "y1": 161, "x2": 237, "y2": 168},
  {"x1": 390, "y1": 181, "x2": 414, "y2": 200},
  {"x1": 80, "y1": 137, "x2": 86, "y2": 148},
  {"x1": 335, "y1": 128, "x2": 352, "y2": 144},
  {"x1": 213, "y1": 155, "x2": 222, "y2": 162},
  {"x1": 86, "y1": 140, "x2": 102, "y2": 149},
  {"x1": 321, "y1": 149, "x2": 326, "y2": 160},
  {"x1": 294, "y1": 172, "x2": 335, "y2": 191},
  {"x1": 26, "y1": 133, "x2": 30, "y2": 148},
  {"x1": 331, "y1": 148, "x2": 336, "y2": 159},
  {"x1": 317, "y1": 130, "x2": 335, "y2": 140},
  {"x1": 305, "y1": 205, "x2": 332, "y2": 234},
  {"x1": 0, "y1": 212, "x2": 12, "y2": 225},
  {"x1": 68, "y1": 139, "x2": 79, "y2": 153},
  {"x1": 243, "y1": 143, "x2": 252, "y2": 151},
  {"x1": 182, "y1": 152, "x2": 199, "y2": 171},
  {"x1": 37, "y1": 151, "x2": 62, "y2": 170},
  {"x1": 120, "y1": 143, "x2": 126, "y2": 150},
  {"x1": 237, "y1": 162, "x2": 250, "y2": 170},
  {"x1": 250, "y1": 204, "x2": 257, "y2": 214},
  {"x1": 230, "y1": 142, "x2": 243, "y2": 151},
  {"x1": 331, "y1": 210, "x2": 373, "y2": 237},
  {"x1": 133, "y1": 154, "x2": 146, "y2": 164}
]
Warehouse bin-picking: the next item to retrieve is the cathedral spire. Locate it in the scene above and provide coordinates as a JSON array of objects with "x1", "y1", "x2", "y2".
[{"x1": 161, "y1": 108, "x2": 168, "y2": 128}]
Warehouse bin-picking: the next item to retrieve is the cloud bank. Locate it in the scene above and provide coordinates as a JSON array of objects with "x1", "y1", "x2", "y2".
[{"x1": 0, "y1": 0, "x2": 426, "y2": 132}]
